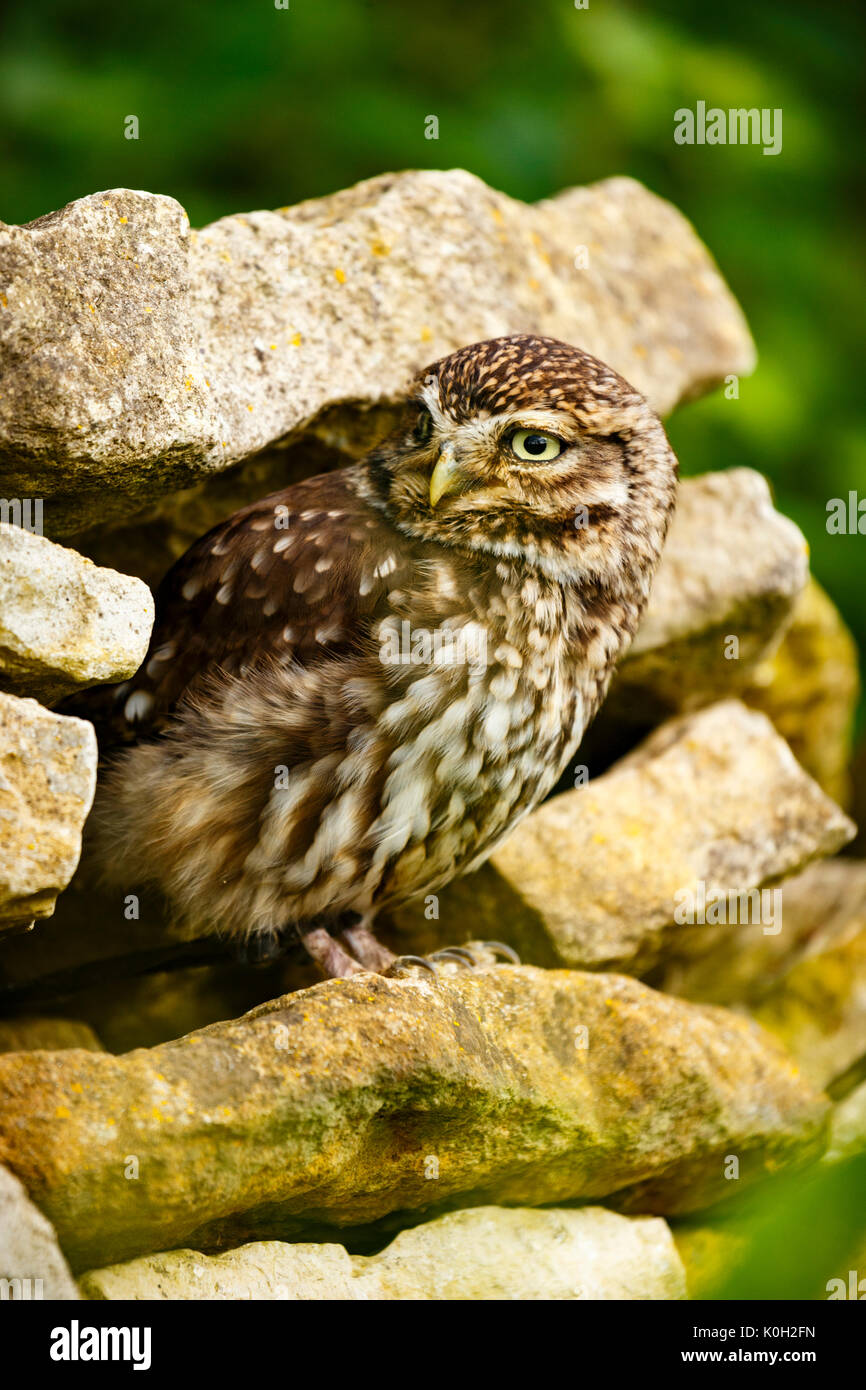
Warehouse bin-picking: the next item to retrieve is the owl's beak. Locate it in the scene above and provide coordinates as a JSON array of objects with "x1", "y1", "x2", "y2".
[{"x1": 429, "y1": 444, "x2": 468, "y2": 508}]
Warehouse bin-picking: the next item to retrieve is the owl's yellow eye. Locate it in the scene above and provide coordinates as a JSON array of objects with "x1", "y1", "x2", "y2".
[{"x1": 508, "y1": 429, "x2": 563, "y2": 462}]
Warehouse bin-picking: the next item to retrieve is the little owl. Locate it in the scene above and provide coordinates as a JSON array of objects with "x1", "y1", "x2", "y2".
[{"x1": 78, "y1": 335, "x2": 678, "y2": 978}]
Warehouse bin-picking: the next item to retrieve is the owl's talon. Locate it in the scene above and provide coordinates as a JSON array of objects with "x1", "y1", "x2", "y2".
[
  {"x1": 479, "y1": 940, "x2": 521, "y2": 965},
  {"x1": 429, "y1": 948, "x2": 475, "y2": 969},
  {"x1": 387, "y1": 954, "x2": 438, "y2": 977}
]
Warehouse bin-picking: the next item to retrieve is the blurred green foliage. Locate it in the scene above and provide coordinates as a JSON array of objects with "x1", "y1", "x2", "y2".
[{"x1": 1, "y1": 0, "x2": 864, "y2": 716}]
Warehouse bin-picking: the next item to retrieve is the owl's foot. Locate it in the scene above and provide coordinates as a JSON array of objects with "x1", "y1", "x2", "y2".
[
  {"x1": 289, "y1": 923, "x2": 520, "y2": 982},
  {"x1": 338, "y1": 922, "x2": 396, "y2": 972},
  {"x1": 300, "y1": 917, "x2": 397, "y2": 978},
  {"x1": 302, "y1": 925, "x2": 368, "y2": 978},
  {"x1": 387, "y1": 940, "x2": 520, "y2": 977}
]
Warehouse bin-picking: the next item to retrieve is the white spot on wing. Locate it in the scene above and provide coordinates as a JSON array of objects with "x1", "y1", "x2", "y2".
[{"x1": 124, "y1": 691, "x2": 154, "y2": 724}]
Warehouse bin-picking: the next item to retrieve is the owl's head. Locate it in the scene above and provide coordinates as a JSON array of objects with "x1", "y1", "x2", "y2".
[{"x1": 367, "y1": 334, "x2": 678, "y2": 593}]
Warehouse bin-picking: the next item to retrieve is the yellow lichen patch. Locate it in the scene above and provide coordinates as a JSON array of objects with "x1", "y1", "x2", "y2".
[
  {"x1": 289, "y1": 332, "x2": 302, "y2": 346},
  {"x1": 334, "y1": 268, "x2": 347, "y2": 284},
  {"x1": 119, "y1": 216, "x2": 128, "y2": 225},
  {"x1": 55, "y1": 1106, "x2": 70, "y2": 1119},
  {"x1": 369, "y1": 240, "x2": 391, "y2": 256}
]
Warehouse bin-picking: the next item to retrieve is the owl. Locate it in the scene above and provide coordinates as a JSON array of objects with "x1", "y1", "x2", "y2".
[{"x1": 77, "y1": 335, "x2": 678, "y2": 978}]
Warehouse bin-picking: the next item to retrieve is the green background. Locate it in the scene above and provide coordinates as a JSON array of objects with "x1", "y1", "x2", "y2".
[{"x1": 1, "y1": 0, "x2": 864, "y2": 708}]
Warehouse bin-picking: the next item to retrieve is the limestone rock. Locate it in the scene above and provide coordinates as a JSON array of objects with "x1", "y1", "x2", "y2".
[
  {"x1": 659, "y1": 857, "x2": 866, "y2": 1008},
  {"x1": 851, "y1": 740, "x2": 866, "y2": 858},
  {"x1": 604, "y1": 469, "x2": 809, "y2": 725},
  {"x1": 741, "y1": 578, "x2": 860, "y2": 807},
  {"x1": 0, "y1": 1164, "x2": 79, "y2": 1300},
  {"x1": 79, "y1": 1205, "x2": 685, "y2": 1301},
  {"x1": 671, "y1": 1221, "x2": 751, "y2": 1301},
  {"x1": 0, "y1": 523, "x2": 153, "y2": 704},
  {"x1": 0, "y1": 693, "x2": 97, "y2": 932},
  {"x1": 0, "y1": 1016, "x2": 103, "y2": 1053},
  {"x1": 0, "y1": 173, "x2": 755, "y2": 537},
  {"x1": 824, "y1": 1081, "x2": 866, "y2": 1164},
  {"x1": 752, "y1": 921, "x2": 866, "y2": 1093},
  {"x1": 388, "y1": 701, "x2": 855, "y2": 974},
  {"x1": 0, "y1": 967, "x2": 827, "y2": 1271}
]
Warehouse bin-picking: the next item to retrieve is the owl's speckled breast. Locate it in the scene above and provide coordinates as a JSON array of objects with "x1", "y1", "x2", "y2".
[{"x1": 365, "y1": 558, "x2": 622, "y2": 911}]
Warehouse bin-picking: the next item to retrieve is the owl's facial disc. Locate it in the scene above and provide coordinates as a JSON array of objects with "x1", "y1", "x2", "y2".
[
  {"x1": 420, "y1": 405, "x2": 584, "y2": 514},
  {"x1": 363, "y1": 335, "x2": 677, "y2": 582},
  {"x1": 428, "y1": 422, "x2": 569, "y2": 507}
]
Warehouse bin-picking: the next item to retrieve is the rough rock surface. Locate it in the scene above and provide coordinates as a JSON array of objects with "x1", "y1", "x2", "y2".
[
  {"x1": 741, "y1": 578, "x2": 860, "y2": 807},
  {"x1": 603, "y1": 469, "x2": 809, "y2": 724},
  {"x1": 0, "y1": 693, "x2": 97, "y2": 932},
  {"x1": 79, "y1": 1205, "x2": 685, "y2": 1301},
  {"x1": 752, "y1": 922, "x2": 866, "y2": 1093},
  {"x1": 824, "y1": 1081, "x2": 866, "y2": 1163},
  {"x1": 0, "y1": 173, "x2": 755, "y2": 536},
  {"x1": 0, "y1": 967, "x2": 827, "y2": 1271},
  {"x1": 0, "y1": 522, "x2": 153, "y2": 704},
  {"x1": 0, "y1": 1163, "x2": 80, "y2": 1300},
  {"x1": 388, "y1": 701, "x2": 855, "y2": 973},
  {"x1": 671, "y1": 1221, "x2": 750, "y2": 1301},
  {"x1": 0, "y1": 1016, "x2": 103, "y2": 1053},
  {"x1": 659, "y1": 857, "x2": 866, "y2": 1008}
]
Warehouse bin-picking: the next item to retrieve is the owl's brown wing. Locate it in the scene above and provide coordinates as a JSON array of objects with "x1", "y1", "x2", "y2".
[{"x1": 70, "y1": 466, "x2": 412, "y2": 746}]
